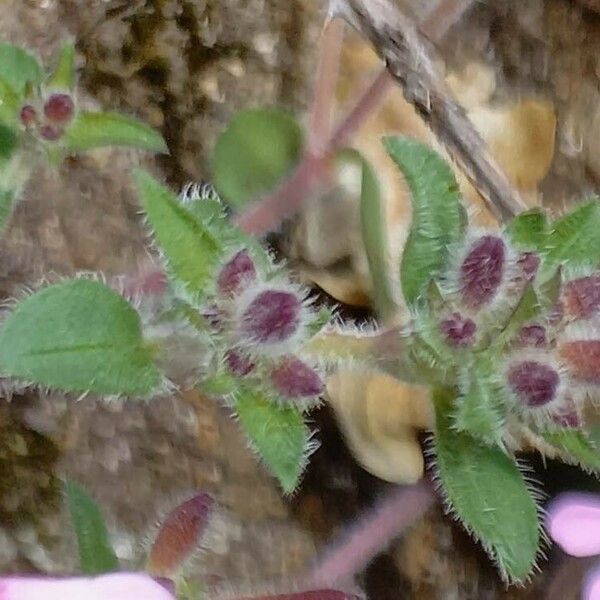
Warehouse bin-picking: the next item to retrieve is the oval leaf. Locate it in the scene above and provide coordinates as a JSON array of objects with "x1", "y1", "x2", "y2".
[
  {"x1": 0, "y1": 42, "x2": 43, "y2": 95},
  {"x1": 543, "y1": 430, "x2": 600, "y2": 473},
  {"x1": 65, "y1": 480, "x2": 119, "y2": 574},
  {"x1": 434, "y1": 388, "x2": 540, "y2": 583},
  {"x1": 505, "y1": 208, "x2": 548, "y2": 251},
  {"x1": 135, "y1": 171, "x2": 224, "y2": 300},
  {"x1": 47, "y1": 42, "x2": 76, "y2": 90},
  {"x1": 234, "y1": 387, "x2": 312, "y2": 494},
  {"x1": 64, "y1": 111, "x2": 167, "y2": 153},
  {"x1": 213, "y1": 108, "x2": 303, "y2": 209},
  {"x1": 384, "y1": 137, "x2": 464, "y2": 306},
  {"x1": 0, "y1": 279, "x2": 161, "y2": 395}
]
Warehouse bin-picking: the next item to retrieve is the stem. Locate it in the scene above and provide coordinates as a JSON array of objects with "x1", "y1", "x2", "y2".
[
  {"x1": 305, "y1": 481, "x2": 435, "y2": 588},
  {"x1": 420, "y1": 0, "x2": 475, "y2": 42},
  {"x1": 308, "y1": 18, "x2": 346, "y2": 157}
]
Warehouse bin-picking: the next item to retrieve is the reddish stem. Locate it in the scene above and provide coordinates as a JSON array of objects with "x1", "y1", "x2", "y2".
[{"x1": 305, "y1": 481, "x2": 435, "y2": 588}]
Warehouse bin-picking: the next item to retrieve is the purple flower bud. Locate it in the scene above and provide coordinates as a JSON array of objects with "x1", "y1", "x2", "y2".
[
  {"x1": 202, "y1": 304, "x2": 224, "y2": 331},
  {"x1": 240, "y1": 289, "x2": 301, "y2": 346},
  {"x1": 562, "y1": 275, "x2": 600, "y2": 319},
  {"x1": 271, "y1": 357, "x2": 324, "y2": 399},
  {"x1": 551, "y1": 408, "x2": 581, "y2": 428},
  {"x1": 459, "y1": 235, "x2": 506, "y2": 310},
  {"x1": 147, "y1": 493, "x2": 214, "y2": 577},
  {"x1": 217, "y1": 250, "x2": 256, "y2": 296},
  {"x1": 517, "y1": 324, "x2": 547, "y2": 348},
  {"x1": 560, "y1": 340, "x2": 600, "y2": 384},
  {"x1": 517, "y1": 252, "x2": 540, "y2": 281},
  {"x1": 43, "y1": 93, "x2": 75, "y2": 124},
  {"x1": 439, "y1": 312, "x2": 477, "y2": 347},
  {"x1": 19, "y1": 104, "x2": 37, "y2": 127},
  {"x1": 225, "y1": 350, "x2": 254, "y2": 377},
  {"x1": 40, "y1": 124, "x2": 61, "y2": 141},
  {"x1": 507, "y1": 360, "x2": 560, "y2": 407}
]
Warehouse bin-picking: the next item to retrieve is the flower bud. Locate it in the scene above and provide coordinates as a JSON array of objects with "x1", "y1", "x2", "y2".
[
  {"x1": 44, "y1": 93, "x2": 75, "y2": 124},
  {"x1": 507, "y1": 360, "x2": 560, "y2": 407},
  {"x1": 562, "y1": 275, "x2": 600, "y2": 319},
  {"x1": 517, "y1": 324, "x2": 547, "y2": 348},
  {"x1": 240, "y1": 289, "x2": 302, "y2": 346},
  {"x1": 560, "y1": 340, "x2": 600, "y2": 385},
  {"x1": 19, "y1": 104, "x2": 37, "y2": 127},
  {"x1": 270, "y1": 356, "x2": 324, "y2": 399},
  {"x1": 40, "y1": 124, "x2": 61, "y2": 141},
  {"x1": 217, "y1": 250, "x2": 256, "y2": 296},
  {"x1": 147, "y1": 493, "x2": 214, "y2": 577},
  {"x1": 439, "y1": 312, "x2": 476, "y2": 347},
  {"x1": 517, "y1": 252, "x2": 540, "y2": 281},
  {"x1": 459, "y1": 235, "x2": 506, "y2": 310},
  {"x1": 225, "y1": 350, "x2": 254, "y2": 377}
]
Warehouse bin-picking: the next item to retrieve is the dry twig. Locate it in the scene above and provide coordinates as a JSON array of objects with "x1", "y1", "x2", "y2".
[{"x1": 330, "y1": 0, "x2": 528, "y2": 222}]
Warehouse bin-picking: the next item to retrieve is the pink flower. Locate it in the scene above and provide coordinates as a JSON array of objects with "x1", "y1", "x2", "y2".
[
  {"x1": 0, "y1": 573, "x2": 174, "y2": 600},
  {"x1": 547, "y1": 493, "x2": 600, "y2": 600}
]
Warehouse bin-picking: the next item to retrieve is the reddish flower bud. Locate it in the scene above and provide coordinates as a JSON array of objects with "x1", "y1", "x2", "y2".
[
  {"x1": 507, "y1": 360, "x2": 560, "y2": 407},
  {"x1": 551, "y1": 408, "x2": 581, "y2": 428},
  {"x1": 240, "y1": 289, "x2": 301, "y2": 346},
  {"x1": 439, "y1": 312, "x2": 476, "y2": 347},
  {"x1": 560, "y1": 340, "x2": 600, "y2": 384},
  {"x1": 517, "y1": 252, "x2": 541, "y2": 281},
  {"x1": 225, "y1": 350, "x2": 254, "y2": 377},
  {"x1": 147, "y1": 493, "x2": 214, "y2": 577},
  {"x1": 271, "y1": 357, "x2": 324, "y2": 399},
  {"x1": 217, "y1": 250, "x2": 256, "y2": 296},
  {"x1": 517, "y1": 324, "x2": 547, "y2": 348},
  {"x1": 43, "y1": 93, "x2": 75, "y2": 124},
  {"x1": 19, "y1": 104, "x2": 37, "y2": 127},
  {"x1": 459, "y1": 235, "x2": 506, "y2": 310},
  {"x1": 40, "y1": 124, "x2": 61, "y2": 141},
  {"x1": 562, "y1": 275, "x2": 600, "y2": 319}
]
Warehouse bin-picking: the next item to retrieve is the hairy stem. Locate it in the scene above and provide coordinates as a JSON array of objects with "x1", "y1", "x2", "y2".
[{"x1": 305, "y1": 481, "x2": 435, "y2": 587}]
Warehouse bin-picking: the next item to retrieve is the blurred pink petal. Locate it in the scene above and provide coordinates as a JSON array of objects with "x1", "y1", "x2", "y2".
[
  {"x1": 584, "y1": 566, "x2": 600, "y2": 600},
  {"x1": 547, "y1": 493, "x2": 600, "y2": 557},
  {"x1": 0, "y1": 573, "x2": 174, "y2": 600}
]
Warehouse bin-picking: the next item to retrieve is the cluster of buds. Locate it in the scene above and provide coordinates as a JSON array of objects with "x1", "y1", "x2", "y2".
[
  {"x1": 20, "y1": 92, "x2": 75, "y2": 142},
  {"x1": 427, "y1": 230, "x2": 600, "y2": 440},
  {"x1": 203, "y1": 248, "x2": 324, "y2": 407}
]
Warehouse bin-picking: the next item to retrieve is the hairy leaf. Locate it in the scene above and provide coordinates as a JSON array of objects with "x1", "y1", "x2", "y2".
[
  {"x1": 355, "y1": 150, "x2": 397, "y2": 320},
  {"x1": 0, "y1": 124, "x2": 17, "y2": 162},
  {"x1": 65, "y1": 480, "x2": 119, "y2": 574},
  {"x1": 434, "y1": 388, "x2": 539, "y2": 582},
  {"x1": 506, "y1": 208, "x2": 548, "y2": 251},
  {"x1": 497, "y1": 284, "x2": 540, "y2": 346},
  {"x1": 135, "y1": 171, "x2": 223, "y2": 300},
  {"x1": 213, "y1": 108, "x2": 303, "y2": 209},
  {"x1": 0, "y1": 42, "x2": 42, "y2": 94},
  {"x1": 541, "y1": 199, "x2": 600, "y2": 280},
  {"x1": 0, "y1": 279, "x2": 161, "y2": 395},
  {"x1": 454, "y1": 357, "x2": 507, "y2": 446},
  {"x1": 0, "y1": 188, "x2": 16, "y2": 231},
  {"x1": 234, "y1": 387, "x2": 312, "y2": 494},
  {"x1": 0, "y1": 77, "x2": 20, "y2": 127},
  {"x1": 64, "y1": 112, "x2": 167, "y2": 153},
  {"x1": 543, "y1": 430, "x2": 600, "y2": 472},
  {"x1": 384, "y1": 137, "x2": 464, "y2": 306},
  {"x1": 47, "y1": 42, "x2": 76, "y2": 90}
]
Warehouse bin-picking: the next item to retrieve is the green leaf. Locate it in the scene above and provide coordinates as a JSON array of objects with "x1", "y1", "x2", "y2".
[
  {"x1": 496, "y1": 284, "x2": 540, "y2": 347},
  {"x1": 454, "y1": 357, "x2": 507, "y2": 446},
  {"x1": 355, "y1": 150, "x2": 397, "y2": 320},
  {"x1": 0, "y1": 42, "x2": 43, "y2": 95},
  {"x1": 234, "y1": 387, "x2": 311, "y2": 493},
  {"x1": 0, "y1": 279, "x2": 161, "y2": 395},
  {"x1": 543, "y1": 430, "x2": 600, "y2": 472},
  {"x1": 64, "y1": 112, "x2": 167, "y2": 153},
  {"x1": 0, "y1": 188, "x2": 17, "y2": 231},
  {"x1": 384, "y1": 136, "x2": 464, "y2": 306},
  {"x1": 541, "y1": 200, "x2": 600, "y2": 280},
  {"x1": 0, "y1": 124, "x2": 17, "y2": 162},
  {"x1": 212, "y1": 108, "x2": 303, "y2": 209},
  {"x1": 65, "y1": 480, "x2": 119, "y2": 574},
  {"x1": 433, "y1": 387, "x2": 539, "y2": 582},
  {"x1": 0, "y1": 76, "x2": 20, "y2": 126},
  {"x1": 505, "y1": 208, "x2": 548, "y2": 251},
  {"x1": 47, "y1": 42, "x2": 76, "y2": 90},
  {"x1": 135, "y1": 171, "x2": 224, "y2": 300}
]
